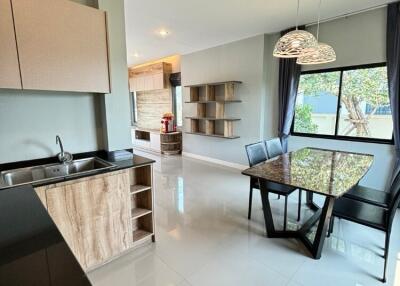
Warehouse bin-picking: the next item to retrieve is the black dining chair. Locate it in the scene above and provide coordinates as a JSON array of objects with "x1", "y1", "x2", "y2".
[
  {"x1": 341, "y1": 168, "x2": 400, "y2": 209},
  {"x1": 265, "y1": 138, "x2": 302, "y2": 221},
  {"x1": 245, "y1": 142, "x2": 298, "y2": 230},
  {"x1": 328, "y1": 171, "x2": 400, "y2": 283},
  {"x1": 264, "y1": 137, "x2": 284, "y2": 159}
]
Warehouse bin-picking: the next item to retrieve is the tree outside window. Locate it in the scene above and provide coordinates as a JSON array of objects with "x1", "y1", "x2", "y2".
[{"x1": 293, "y1": 64, "x2": 393, "y2": 142}]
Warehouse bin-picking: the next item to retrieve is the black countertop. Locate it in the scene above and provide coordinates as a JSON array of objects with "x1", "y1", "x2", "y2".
[
  {"x1": 0, "y1": 185, "x2": 91, "y2": 285},
  {"x1": 0, "y1": 150, "x2": 155, "y2": 190},
  {"x1": 0, "y1": 150, "x2": 155, "y2": 285}
]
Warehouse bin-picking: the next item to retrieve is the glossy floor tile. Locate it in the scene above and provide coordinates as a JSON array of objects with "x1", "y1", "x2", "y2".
[{"x1": 88, "y1": 152, "x2": 400, "y2": 286}]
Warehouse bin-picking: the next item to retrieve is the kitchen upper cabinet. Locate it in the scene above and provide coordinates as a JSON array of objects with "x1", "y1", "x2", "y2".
[
  {"x1": 11, "y1": 0, "x2": 110, "y2": 93},
  {"x1": 0, "y1": 0, "x2": 22, "y2": 89},
  {"x1": 129, "y1": 62, "x2": 172, "y2": 92},
  {"x1": 44, "y1": 171, "x2": 131, "y2": 271}
]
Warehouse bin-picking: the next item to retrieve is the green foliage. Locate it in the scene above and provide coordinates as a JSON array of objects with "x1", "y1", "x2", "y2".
[
  {"x1": 296, "y1": 66, "x2": 390, "y2": 137},
  {"x1": 294, "y1": 104, "x2": 318, "y2": 133},
  {"x1": 298, "y1": 71, "x2": 340, "y2": 97},
  {"x1": 298, "y1": 67, "x2": 389, "y2": 108},
  {"x1": 341, "y1": 68, "x2": 389, "y2": 107}
]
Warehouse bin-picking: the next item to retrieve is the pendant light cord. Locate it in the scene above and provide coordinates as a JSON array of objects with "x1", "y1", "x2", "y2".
[
  {"x1": 295, "y1": 0, "x2": 300, "y2": 30},
  {"x1": 316, "y1": 0, "x2": 322, "y2": 41}
]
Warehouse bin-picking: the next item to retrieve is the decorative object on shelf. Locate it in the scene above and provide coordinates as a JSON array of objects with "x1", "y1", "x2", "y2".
[
  {"x1": 297, "y1": 0, "x2": 336, "y2": 65},
  {"x1": 273, "y1": 0, "x2": 317, "y2": 58},
  {"x1": 161, "y1": 132, "x2": 182, "y2": 155},
  {"x1": 185, "y1": 81, "x2": 241, "y2": 139},
  {"x1": 160, "y1": 112, "x2": 176, "y2": 133}
]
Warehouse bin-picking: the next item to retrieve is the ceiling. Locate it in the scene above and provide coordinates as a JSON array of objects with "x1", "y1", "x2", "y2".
[{"x1": 124, "y1": 0, "x2": 395, "y2": 66}]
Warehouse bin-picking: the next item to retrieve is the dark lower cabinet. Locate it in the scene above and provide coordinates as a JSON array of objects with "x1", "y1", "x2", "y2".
[
  {"x1": 0, "y1": 249, "x2": 50, "y2": 286},
  {"x1": 0, "y1": 241, "x2": 91, "y2": 286}
]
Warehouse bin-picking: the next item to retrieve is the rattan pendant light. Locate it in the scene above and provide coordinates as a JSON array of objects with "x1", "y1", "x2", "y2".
[
  {"x1": 273, "y1": 0, "x2": 318, "y2": 58},
  {"x1": 297, "y1": 0, "x2": 336, "y2": 65}
]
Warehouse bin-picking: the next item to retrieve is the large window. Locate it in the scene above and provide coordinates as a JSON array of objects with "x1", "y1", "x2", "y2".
[
  {"x1": 130, "y1": 91, "x2": 138, "y2": 125},
  {"x1": 173, "y1": 86, "x2": 183, "y2": 127},
  {"x1": 292, "y1": 63, "x2": 393, "y2": 143}
]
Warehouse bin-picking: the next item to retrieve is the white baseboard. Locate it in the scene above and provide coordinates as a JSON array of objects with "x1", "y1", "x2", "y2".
[{"x1": 182, "y1": 152, "x2": 248, "y2": 170}]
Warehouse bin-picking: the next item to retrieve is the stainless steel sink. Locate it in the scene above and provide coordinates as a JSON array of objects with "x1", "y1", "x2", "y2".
[{"x1": 0, "y1": 157, "x2": 115, "y2": 188}]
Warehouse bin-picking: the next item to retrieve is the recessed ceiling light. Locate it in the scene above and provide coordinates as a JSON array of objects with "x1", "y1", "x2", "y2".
[{"x1": 158, "y1": 29, "x2": 170, "y2": 38}]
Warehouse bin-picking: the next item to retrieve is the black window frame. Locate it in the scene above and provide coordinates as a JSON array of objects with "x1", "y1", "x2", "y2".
[
  {"x1": 170, "y1": 72, "x2": 182, "y2": 128},
  {"x1": 291, "y1": 62, "x2": 394, "y2": 145}
]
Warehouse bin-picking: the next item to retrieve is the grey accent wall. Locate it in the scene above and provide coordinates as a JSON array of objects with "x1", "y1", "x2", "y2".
[
  {"x1": 98, "y1": 0, "x2": 132, "y2": 151},
  {"x1": 289, "y1": 7, "x2": 394, "y2": 190},
  {"x1": 304, "y1": 8, "x2": 386, "y2": 71},
  {"x1": 181, "y1": 35, "x2": 266, "y2": 165},
  {"x1": 0, "y1": 90, "x2": 103, "y2": 163},
  {"x1": 0, "y1": 0, "x2": 132, "y2": 163},
  {"x1": 181, "y1": 7, "x2": 393, "y2": 190},
  {"x1": 0, "y1": 0, "x2": 104, "y2": 164}
]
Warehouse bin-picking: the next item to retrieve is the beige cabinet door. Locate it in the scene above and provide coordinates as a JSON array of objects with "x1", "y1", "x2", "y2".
[
  {"x1": 12, "y1": 0, "x2": 110, "y2": 93},
  {"x1": 45, "y1": 171, "x2": 131, "y2": 270},
  {"x1": 0, "y1": 0, "x2": 22, "y2": 89},
  {"x1": 136, "y1": 76, "x2": 145, "y2": 91},
  {"x1": 129, "y1": 77, "x2": 135, "y2": 92},
  {"x1": 144, "y1": 75, "x2": 154, "y2": 91},
  {"x1": 153, "y1": 73, "x2": 165, "y2": 90}
]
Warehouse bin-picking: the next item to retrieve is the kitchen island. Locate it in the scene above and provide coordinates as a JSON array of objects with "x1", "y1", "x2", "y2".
[{"x1": 0, "y1": 151, "x2": 156, "y2": 284}]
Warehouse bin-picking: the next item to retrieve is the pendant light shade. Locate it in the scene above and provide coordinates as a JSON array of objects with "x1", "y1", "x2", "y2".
[
  {"x1": 273, "y1": 30, "x2": 318, "y2": 58},
  {"x1": 273, "y1": 0, "x2": 318, "y2": 58},
  {"x1": 296, "y1": 43, "x2": 336, "y2": 65},
  {"x1": 297, "y1": 0, "x2": 336, "y2": 65}
]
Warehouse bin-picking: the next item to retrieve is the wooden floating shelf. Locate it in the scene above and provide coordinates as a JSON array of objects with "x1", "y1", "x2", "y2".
[
  {"x1": 184, "y1": 100, "x2": 241, "y2": 103},
  {"x1": 185, "y1": 117, "x2": 241, "y2": 121},
  {"x1": 161, "y1": 142, "x2": 180, "y2": 145},
  {"x1": 131, "y1": 208, "x2": 152, "y2": 219},
  {"x1": 184, "y1": 80, "x2": 242, "y2": 87},
  {"x1": 185, "y1": 81, "x2": 241, "y2": 139},
  {"x1": 186, "y1": 132, "x2": 239, "y2": 139},
  {"x1": 130, "y1": 185, "x2": 151, "y2": 194},
  {"x1": 132, "y1": 229, "x2": 153, "y2": 242}
]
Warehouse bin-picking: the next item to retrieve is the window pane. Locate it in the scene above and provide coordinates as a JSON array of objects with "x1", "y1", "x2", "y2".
[
  {"x1": 175, "y1": 86, "x2": 183, "y2": 127},
  {"x1": 338, "y1": 66, "x2": 392, "y2": 140},
  {"x1": 294, "y1": 71, "x2": 341, "y2": 135},
  {"x1": 131, "y1": 92, "x2": 138, "y2": 124}
]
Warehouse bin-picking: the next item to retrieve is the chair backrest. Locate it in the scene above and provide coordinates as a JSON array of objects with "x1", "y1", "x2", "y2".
[
  {"x1": 265, "y1": 138, "x2": 284, "y2": 159},
  {"x1": 387, "y1": 168, "x2": 400, "y2": 229},
  {"x1": 245, "y1": 142, "x2": 268, "y2": 167}
]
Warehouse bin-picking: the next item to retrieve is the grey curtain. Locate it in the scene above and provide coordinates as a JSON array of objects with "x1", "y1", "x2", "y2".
[
  {"x1": 278, "y1": 28, "x2": 302, "y2": 152},
  {"x1": 387, "y1": 3, "x2": 400, "y2": 175}
]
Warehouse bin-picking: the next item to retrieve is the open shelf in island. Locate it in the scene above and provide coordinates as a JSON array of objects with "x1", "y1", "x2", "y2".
[{"x1": 128, "y1": 164, "x2": 154, "y2": 245}]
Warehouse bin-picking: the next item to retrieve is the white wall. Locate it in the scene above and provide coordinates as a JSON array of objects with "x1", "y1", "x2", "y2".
[
  {"x1": 289, "y1": 7, "x2": 394, "y2": 190},
  {"x1": 181, "y1": 35, "x2": 267, "y2": 165}
]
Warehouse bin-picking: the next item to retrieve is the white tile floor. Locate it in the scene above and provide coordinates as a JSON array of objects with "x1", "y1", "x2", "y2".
[{"x1": 88, "y1": 152, "x2": 400, "y2": 286}]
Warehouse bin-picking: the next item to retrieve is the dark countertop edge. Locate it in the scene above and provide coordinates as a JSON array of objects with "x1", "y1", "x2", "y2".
[
  {"x1": 0, "y1": 184, "x2": 91, "y2": 285},
  {"x1": 0, "y1": 149, "x2": 155, "y2": 190}
]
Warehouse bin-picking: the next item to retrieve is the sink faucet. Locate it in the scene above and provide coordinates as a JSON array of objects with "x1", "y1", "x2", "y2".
[{"x1": 56, "y1": 135, "x2": 73, "y2": 163}]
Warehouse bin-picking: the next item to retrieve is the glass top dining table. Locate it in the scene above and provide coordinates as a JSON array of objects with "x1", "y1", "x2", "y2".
[
  {"x1": 242, "y1": 147, "x2": 374, "y2": 198},
  {"x1": 242, "y1": 147, "x2": 374, "y2": 259}
]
